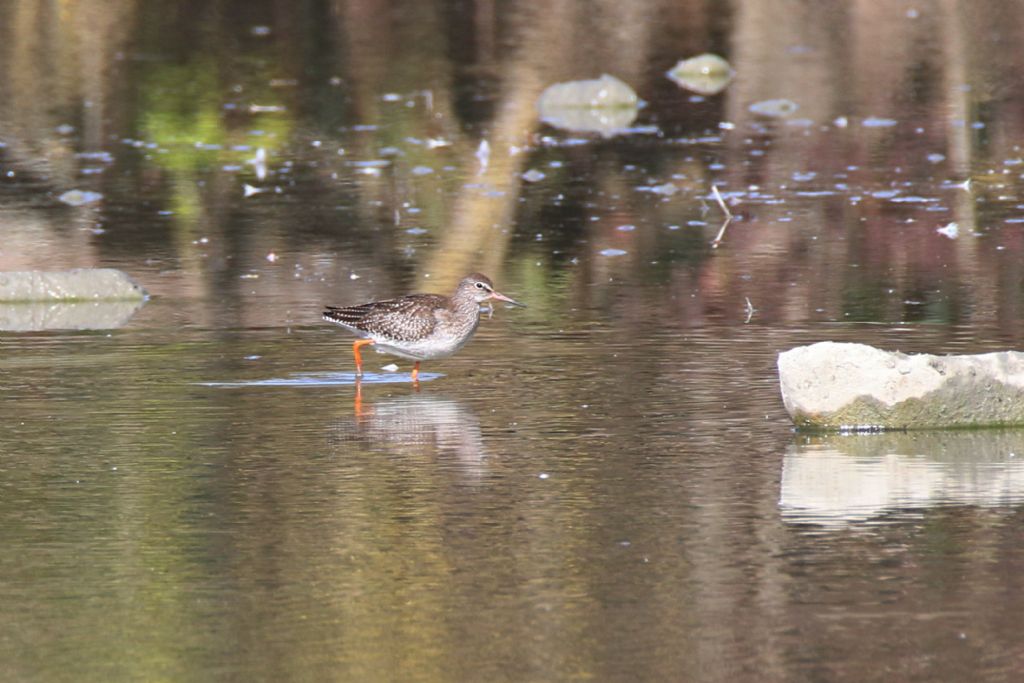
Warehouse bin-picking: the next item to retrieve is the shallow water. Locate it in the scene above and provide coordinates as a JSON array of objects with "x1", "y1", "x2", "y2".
[{"x1": 4, "y1": 1, "x2": 1024, "y2": 681}]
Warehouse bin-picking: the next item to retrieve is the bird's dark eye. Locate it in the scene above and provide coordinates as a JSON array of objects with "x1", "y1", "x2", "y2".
[{"x1": 475, "y1": 282, "x2": 485, "y2": 289}]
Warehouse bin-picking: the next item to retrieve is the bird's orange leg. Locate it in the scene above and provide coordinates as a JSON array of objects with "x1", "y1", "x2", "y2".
[
  {"x1": 411, "y1": 361, "x2": 420, "y2": 383},
  {"x1": 352, "y1": 339, "x2": 375, "y2": 376}
]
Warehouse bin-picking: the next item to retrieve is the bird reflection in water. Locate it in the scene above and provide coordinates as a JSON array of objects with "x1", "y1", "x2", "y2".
[{"x1": 343, "y1": 381, "x2": 488, "y2": 479}]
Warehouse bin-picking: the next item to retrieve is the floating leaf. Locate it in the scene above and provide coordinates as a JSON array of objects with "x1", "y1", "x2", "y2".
[
  {"x1": 748, "y1": 98, "x2": 799, "y2": 117},
  {"x1": 58, "y1": 189, "x2": 103, "y2": 206}
]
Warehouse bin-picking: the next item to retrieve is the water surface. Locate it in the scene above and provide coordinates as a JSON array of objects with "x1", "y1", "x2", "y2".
[{"x1": 3, "y1": 1, "x2": 1024, "y2": 681}]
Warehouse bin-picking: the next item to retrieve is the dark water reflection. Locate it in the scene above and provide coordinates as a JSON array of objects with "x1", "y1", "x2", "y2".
[{"x1": 5, "y1": 0, "x2": 1024, "y2": 681}]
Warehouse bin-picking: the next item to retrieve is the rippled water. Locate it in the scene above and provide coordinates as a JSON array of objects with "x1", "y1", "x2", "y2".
[{"x1": 5, "y1": 1, "x2": 1024, "y2": 681}]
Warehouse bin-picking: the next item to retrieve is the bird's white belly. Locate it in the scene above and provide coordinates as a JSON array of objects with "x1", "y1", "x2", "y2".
[{"x1": 373, "y1": 337, "x2": 467, "y2": 361}]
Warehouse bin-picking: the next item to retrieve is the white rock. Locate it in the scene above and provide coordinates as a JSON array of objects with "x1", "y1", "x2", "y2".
[{"x1": 778, "y1": 341, "x2": 1024, "y2": 429}]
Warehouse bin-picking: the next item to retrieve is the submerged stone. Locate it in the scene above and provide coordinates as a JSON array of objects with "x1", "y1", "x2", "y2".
[
  {"x1": 778, "y1": 341, "x2": 1024, "y2": 430},
  {"x1": 666, "y1": 54, "x2": 734, "y2": 95}
]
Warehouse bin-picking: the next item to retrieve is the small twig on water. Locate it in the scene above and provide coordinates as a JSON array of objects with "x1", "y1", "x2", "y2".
[
  {"x1": 710, "y1": 184, "x2": 733, "y2": 249},
  {"x1": 744, "y1": 297, "x2": 756, "y2": 323},
  {"x1": 710, "y1": 216, "x2": 731, "y2": 249},
  {"x1": 711, "y1": 184, "x2": 732, "y2": 219}
]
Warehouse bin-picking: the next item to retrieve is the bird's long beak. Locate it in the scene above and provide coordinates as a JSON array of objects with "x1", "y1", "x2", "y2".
[{"x1": 490, "y1": 290, "x2": 526, "y2": 308}]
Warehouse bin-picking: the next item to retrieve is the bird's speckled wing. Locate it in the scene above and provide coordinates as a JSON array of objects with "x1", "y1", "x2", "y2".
[{"x1": 323, "y1": 294, "x2": 444, "y2": 342}]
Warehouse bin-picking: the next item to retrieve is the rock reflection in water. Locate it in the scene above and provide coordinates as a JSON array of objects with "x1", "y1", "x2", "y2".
[
  {"x1": 0, "y1": 301, "x2": 145, "y2": 331},
  {"x1": 337, "y1": 391, "x2": 487, "y2": 479},
  {"x1": 780, "y1": 432, "x2": 1024, "y2": 527}
]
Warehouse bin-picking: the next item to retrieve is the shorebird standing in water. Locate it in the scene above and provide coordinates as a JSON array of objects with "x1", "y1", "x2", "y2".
[{"x1": 323, "y1": 273, "x2": 525, "y2": 382}]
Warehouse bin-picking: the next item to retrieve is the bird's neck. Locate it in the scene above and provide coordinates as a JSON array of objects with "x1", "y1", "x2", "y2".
[{"x1": 452, "y1": 295, "x2": 481, "y2": 318}]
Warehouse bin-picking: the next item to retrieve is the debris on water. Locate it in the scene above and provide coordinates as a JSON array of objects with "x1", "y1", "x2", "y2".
[
  {"x1": 475, "y1": 139, "x2": 490, "y2": 174},
  {"x1": 890, "y1": 196, "x2": 938, "y2": 203},
  {"x1": 425, "y1": 138, "x2": 450, "y2": 149},
  {"x1": 600, "y1": 248, "x2": 628, "y2": 257},
  {"x1": 927, "y1": 153, "x2": 946, "y2": 163},
  {"x1": 863, "y1": 116, "x2": 898, "y2": 127},
  {"x1": 648, "y1": 182, "x2": 679, "y2": 196},
  {"x1": 538, "y1": 473, "x2": 550, "y2": 480},
  {"x1": 709, "y1": 185, "x2": 734, "y2": 249},
  {"x1": 266, "y1": 252, "x2": 278, "y2": 262},
  {"x1": 665, "y1": 53, "x2": 734, "y2": 95},
  {"x1": 537, "y1": 74, "x2": 639, "y2": 137},
  {"x1": 243, "y1": 184, "x2": 264, "y2": 197},
  {"x1": 248, "y1": 104, "x2": 286, "y2": 113},
  {"x1": 249, "y1": 147, "x2": 268, "y2": 180},
  {"x1": 748, "y1": 98, "x2": 799, "y2": 117},
  {"x1": 58, "y1": 189, "x2": 103, "y2": 206},
  {"x1": 382, "y1": 364, "x2": 399, "y2": 372},
  {"x1": 522, "y1": 169, "x2": 546, "y2": 182},
  {"x1": 244, "y1": 355, "x2": 262, "y2": 361},
  {"x1": 936, "y1": 222, "x2": 959, "y2": 239},
  {"x1": 833, "y1": 116, "x2": 849, "y2": 128},
  {"x1": 77, "y1": 151, "x2": 114, "y2": 163}
]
